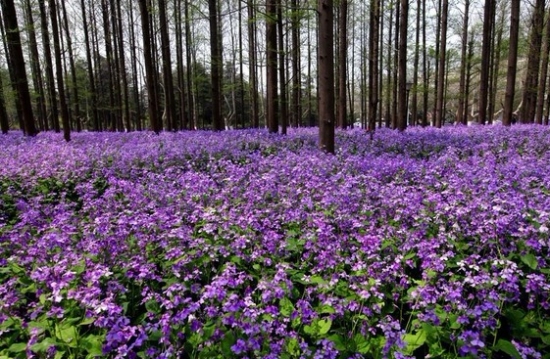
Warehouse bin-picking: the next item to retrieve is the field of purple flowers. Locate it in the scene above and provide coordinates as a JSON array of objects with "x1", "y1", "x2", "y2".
[{"x1": 1, "y1": 126, "x2": 549, "y2": 359}]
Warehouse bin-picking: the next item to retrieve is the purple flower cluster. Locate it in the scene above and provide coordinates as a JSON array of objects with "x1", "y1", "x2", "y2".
[{"x1": 1, "y1": 126, "x2": 549, "y2": 357}]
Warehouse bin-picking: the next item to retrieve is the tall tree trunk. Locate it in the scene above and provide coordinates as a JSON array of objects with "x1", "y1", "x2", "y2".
[
  {"x1": 386, "y1": 0, "x2": 393, "y2": 128},
  {"x1": 138, "y1": 0, "x2": 161, "y2": 133},
  {"x1": 128, "y1": 2, "x2": 142, "y2": 131},
  {"x1": 1, "y1": 0, "x2": 36, "y2": 136},
  {"x1": 24, "y1": 0, "x2": 47, "y2": 131},
  {"x1": 184, "y1": 0, "x2": 195, "y2": 129},
  {"x1": 337, "y1": 0, "x2": 347, "y2": 129},
  {"x1": 421, "y1": 0, "x2": 428, "y2": 126},
  {"x1": 114, "y1": 0, "x2": 130, "y2": 131},
  {"x1": 368, "y1": 0, "x2": 379, "y2": 131},
  {"x1": 60, "y1": 0, "x2": 81, "y2": 131},
  {"x1": 535, "y1": 7, "x2": 550, "y2": 125},
  {"x1": 49, "y1": 0, "x2": 70, "y2": 140},
  {"x1": 457, "y1": 0, "x2": 470, "y2": 125},
  {"x1": 238, "y1": 0, "x2": 245, "y2": 128},
  {"x1": 80, "y1": 0, "x2": 98, "y2": 131},
  {"x1": 478, "y1": 0, "x2": 495, "y2": 125},
  {"x1": 291, "y1": 0, "x2": 300, "y2": 128},
  {"x1": 0, "y1": 69, "x2": 8, "y2": 133},
  {"x1": 465, "y1": 39, "x2": 473, "y2": 123},
  {"x1": 38, "y1": 0, "x2": 60, "y2": 132},
  {"x1": 392, "y1": 1, "x2": 400, "y2": 129},
  {"x1": 209, "y1": 0, "x2": 223, "y2": 130},
  {"x1": 503, "y1": 0, "x2": 520, "y2": 126},
  {"x1": 434, "y1": 0, "x2": 448, "y2": 128},
  {"x1": 432, "y1": 0, "x2": 442, "y2": 126},
  {"x1": 278, "y1": 0, "x2": 288, "y2": 134},
  {"x1": 100, "y1": 0, "x2": 116, "y2": 130},
  {"x1": 159, "y1": 0, "x2": 177, "y2": 131},
  {"x1": 411, "y1": 0, "x2": 420, "y2": 126},
  {"x1": 248, "y1": 0, "x2": 259, "y2": 128},
  {"x1": 266, "y1": 0, "x2": 278, "y2": 132},
  {"x1": 520, "y1": 0, "x2": 545, "y2": 123},
  {"x1": 488, "y1": 5, "x2": 504, "y2": 125},
  {"x1": 318, "y1": 0, "x2": 335, "y2": 152},
  {"x1": 174, "y1": 0, "x2": 186, "y2": 130},
  {"x1": 399, "y1": 0, "x2": 411, "y2": 129}
]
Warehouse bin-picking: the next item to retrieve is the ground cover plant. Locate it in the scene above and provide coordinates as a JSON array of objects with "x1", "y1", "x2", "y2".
[{"x1": 0, "y1": 126, "x2": 549, "y2": 359}]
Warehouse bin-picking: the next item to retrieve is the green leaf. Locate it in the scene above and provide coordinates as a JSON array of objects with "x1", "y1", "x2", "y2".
[
  {"x1": 8, "y1": 343, "x2": 27, "y2": 353},
  {"x1": 404, "y1": 329, "x2": 427, "y2": 354},
  {"x1": 286, "y1": 337, "x2": 300, "y2": 356},
  {"x1": 55, "y1": 323, "x2": 78, "y2": 347},
  {"x1": 317, "y1": 319, "x2": 332, "y2": 335},
  {"x1": 494, "y1": 339, "x2": 522, "y2": 359},
  {"x1": 78, "y1": 318, "x2": 96, "y2": 326},
  {"x1": 521, "y1": 254, "x2": 538, "y2": 270},
  {"x1": 280, "y1": 297, "x2": 295, "y2": 317},
  {"x1": 31, "y1": 338, "x2": 57, "y2": 353},
  {"x1": 317, "y1": 304, "x2": 335, "y2": 314},
  {"x1": 81, "y1": 334, "x2": 103, "y2": 355},
  {"x1": 353, "y1": 333, "x2": 369, "y2": 353}
]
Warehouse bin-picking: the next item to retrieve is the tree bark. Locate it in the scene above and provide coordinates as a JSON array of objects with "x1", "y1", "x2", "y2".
[
  {"x1": 397, "y1": 0, "x2": 408, "y2": 131},
  {"x1": 535, "y1": 7, "x2": 550, "y2": 125},
  {"x1": 478, "y1": 0, "x2": 495, "y2": 124},
  {"x1": 38, "y1": 0, "x2": 60, "y2": 132},
  {"x1": 338, "y1": 0, "x2": 348, "y2": 129},
  {"x1": 266, "y1": 0, "x2": 278, "y2": 132},
  {"x1": 49, "y1": 0, "x2": 70, "y2": 140},
  {"x1": 368, "y1": 0, "x2": 379, "y2": 131},
  {"x1": 138, "y1": 0, "x2": 161, "y2": 133},
  {"x1": 318, "y1": 0, "x2": 335, "y2": 153},
  {"x1": 456, "y1": 0, "x2": 469, "y2": 125},
  {"x1": 278, "y1": 0, "x2": 288, "y2": 134},
  {"x1": 209, "y1": 0, "x2": 223, "y2": 130},
  {"x1": 435, "y1": 0, "x2": 448, "y2": 128},
  {"x1": 520, "y1": 0, "x2": 545, "y2": 123},
  {"x1": 1, "y1": 0, "x2": 37, "y2": 135},
  {"x1": 503, "y1": 0, "x2": 520, "y2": 126},
  {"x1": 159, "y1": 0, "x2": 177, "y2": 131}
]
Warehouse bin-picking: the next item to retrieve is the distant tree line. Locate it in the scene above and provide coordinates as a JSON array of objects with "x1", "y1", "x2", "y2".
[{"x1": 0, "y1": 0, "x2": 548, "y2": 152}]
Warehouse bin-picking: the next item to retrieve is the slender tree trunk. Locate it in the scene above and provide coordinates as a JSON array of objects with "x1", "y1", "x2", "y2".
[
  {"x1": 128, "y1": 2, "x2": 142, "y2": 131},
  {"x1": 435, "y1": 0, "x2": 448, "y2": 128},
  {"x1": 184, "y1": 0, "x2": 195, "y2": 129},
  {"x1": 465, "y1": 39, "x2": 473, "y2": 123},
  {"x1": 38, "y1": 0, "x2": 60, "y2": 132},
  {"x1": 397, "y1": 0, "x2": 408, "y2": 131},
  {"x1": 0, "y1": 69, "x2": 8, "y2": 133},
  {"x1": 503, "y1": 0, "x2": 520, "y2": 126},
  {"x1": 478, "y1": 0, "x2": 495, "y2": 125},
  {"x1": 368, "y1": 0, "x2": 379, "y2": 131},
  {"x1": 278, "y1": 0, "x2": 288, "y2": 134},
  {"x1": 138, "y1": 0, "x2": 161, "y2": 132},
  {"x1": 411, "y1": 0, "x2": 420, "y2": 126},
  {"x1": 247, "y1": 0, "x2": 259, "y2": 128},
  {"x1": 79, "y1": 0, "x2": 98, "y2": 130},
  {"x1": 159, "y1": 0, "x2": 177, "y2": 131},
  {"x1": 60, "y1": 0, "x2": 81, "y2": 131},
  {"x1": 238, "y1": 0, "x2": 245, "y2": 128},
  {"x1": 377, "y1": 0, "x2": 384, "y2": 127},
  {"x1": 338, "y1": 0, "x2": 348, "y2": 129},
  {"x1": 535, "y1": 7, "x2": 550, "y2": 125},
  {"x1": 291, "y1": 0, "x2": 300, "y2": 127},
  {"x1": 266, "y1": 0, "x2": 278, "y2": 132},
  {"x1": 521, "y1": 0, "x2": 545, "y2": 123},
  {"x1": 48, "y1": 0, "x2": 70, "y2": 140},
  {"x1": 421, "y1": 0, "x2": 428, "y2": 126},
  {"x1": 457, "y1": 0, "x2": 470, "y2": 125},
  {"x1": 386, "y1": 1, "x2": 393, "y2": 128},
  {"x1": 432, "y1": 0, "x2": 442, "y2": 126},
  {"x1": 208, "y1": 0, "x2": 223, "y2": 130},
  {"x1": 488, "y1": 6, "x2": 504, "y2": 125},
  {"x1": 392, "y1": 2, "x2": 400, "y2": 129},
  {"x1": 318, "y1": 0, "x2": 335, "y2": 152},
  {"x1": 174, "y1": 0, "x2": 186, "y2": 130},
  {"x1": 114, "y1": 0, "x2": 130, "y2": 131}
]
